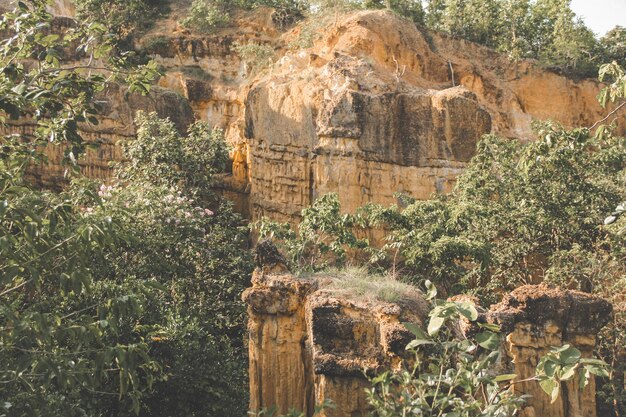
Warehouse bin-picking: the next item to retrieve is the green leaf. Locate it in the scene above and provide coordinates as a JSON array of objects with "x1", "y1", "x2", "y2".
[
  {"x1": 494, "y1": 373, "x2": 518, "y2": 382},
  {"x1": 558, "y1": 345, "x2": 581, "y2": 365},
  {"x1": 424, "y1": 279, "x2": 437, "y2": 300},
  {"x1": 478, "y1": 322, "x2": 501, "y2": 332},
  {"x1": 584, "y1": 364, "x2": 610, "y2": 378},
  {"x1": 428, "y1": 315, "x2": 446, "y2": 336},
  {"x1": 456, "y1": 302, "x2": 478, "y2": 321},
  {"x1": 475, "y1": 331, "x2": 500, "y2": 350},
  {"x1": 579, "y1": 368, "x2": 591, "y2": 390},
  {"x1": 406, "y1": 338, "x2": 435, "y2": 350},
  {"x1": 544, "y1": 360, "x2": 559, "y2": 378},
  {"x1": 144, "y1": 281, "x2": 168, "y2": 292},
  {"x1": 539, "y1": 379, "x2": 560, "y2": 403},
  {"x1": 560, "y1": 364, "x2": 578, "y2": 380}
]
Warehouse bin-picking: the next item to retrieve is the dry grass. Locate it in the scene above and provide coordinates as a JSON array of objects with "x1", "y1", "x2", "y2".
[{"x1": 320, "y1": 266, "x2": 420, "y2": 303}]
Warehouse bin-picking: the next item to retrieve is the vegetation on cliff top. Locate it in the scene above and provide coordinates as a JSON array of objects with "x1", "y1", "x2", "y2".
[
  {"x1": 73, "y1": 0, "x2": 623, "y2": 78},
  {"x1": 172, "y1": 0, "x2": 625, "y2": 78}
]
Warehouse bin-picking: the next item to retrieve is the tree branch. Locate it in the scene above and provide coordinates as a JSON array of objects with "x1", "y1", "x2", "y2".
[{"x1": 589, "y1": 102, "x2": 626, "y2": 131}]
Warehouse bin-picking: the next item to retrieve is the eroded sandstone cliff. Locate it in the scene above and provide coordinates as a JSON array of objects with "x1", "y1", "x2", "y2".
[
  {"x1": 3, "y1": 2, "x2": 622, "y2": 224},
  {"x1": 244, "y1": 268, "x2": 612, "y2": 417}
]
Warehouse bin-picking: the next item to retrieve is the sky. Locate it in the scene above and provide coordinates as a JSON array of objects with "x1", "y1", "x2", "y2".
[{"x1": 571, "y1": 0, "x2": 625, "y2": 36}]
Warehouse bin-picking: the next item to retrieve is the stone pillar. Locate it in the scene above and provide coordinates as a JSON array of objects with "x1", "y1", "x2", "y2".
[
  {"x1": 489, "y1": 285, "x2": 612, "y2": 417},
  {"x1": 242, "y1": 270, "x2": 316, "y2": 415},
  {"x1": 242, "y1": 267, "x2": 428, "y2": 417}
]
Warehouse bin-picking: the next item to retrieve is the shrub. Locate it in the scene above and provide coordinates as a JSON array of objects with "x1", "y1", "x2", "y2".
[
  {"x1": 0, "y1": 4, "x2": 162, "y2": 415},
  {"x1": 256, "y1": 193, "x2": 377, "y2": 272},
  {"x1": 142, "y1": 35, "x2": 171, "y2": 55},
  {"x1": 75, "y1": 0, "x2": 168, "y2": 38},
  {"x1": 79, "y1": 112, "x2": 253, "y2": 416},
  {"x1": 180, "y1": 0, "x2": 231, "y2": 33},
  {"x1": 249, "y1": 0, "x2": 310, "y2": 28},
  {"x1": 367, "y1": 283, "x2": 526, "y2": 416}
]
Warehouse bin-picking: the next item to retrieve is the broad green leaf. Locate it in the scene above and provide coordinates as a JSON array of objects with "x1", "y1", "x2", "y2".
[
  {"x1": 584, "y1": 364, "x2": 610, "y2": 378},
  {"x1": 428, "y1": 315, "x2": 446, "y2": 336},
  {"x1": 425, "y1": 279, "x2": 437, "y2": 300},
  {"x1": 559, "y1": 345, "x2": 581, "y2": 365},
  {"x1": 403, "y1": 322, "x2": 430, "y2": 340},
  {"x1": 406, "y1": 338, "x2": 435, "y2": 350},
  {"x1": 478, "y1": 322, "x2": 501, "y2": 332},
  {"x1": 476, "y1": 331, "x2": 500, "y2": 350},
  {"x1": 560, "y1": 364, "x2": 578, "y2": 380},
  {"x1": 539, "y1": 379, "x2": 560, "y2": 403},
  {"x1": 456, "y1": 302, "x2": 478, "y2": 321},
  {"x1": 579, "y1": 368, "x2": 591, "y2": 390}
]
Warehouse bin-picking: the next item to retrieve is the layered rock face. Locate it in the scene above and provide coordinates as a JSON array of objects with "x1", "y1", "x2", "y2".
[
  {"x1": 244, "y1": 270, "x2": 612, "y2": 417},
  {"x1": 489, "y1": 286, "x2": 613, "y2": 417},
  {"x1": 3, "y1": 4, "x2": 620, "y2": 222},
  {"x1": 22, "y1": 84, "x2": 194, "y2": 189},
  {"x1": 242, "y1": 11, "x2": 621, "y2": 223},
  {"x1": 243, "y1": 268, "x2": 429, "y2": 417}
]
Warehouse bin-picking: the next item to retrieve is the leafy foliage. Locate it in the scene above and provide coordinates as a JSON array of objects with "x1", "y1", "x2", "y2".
[
  {"x1": 535, "y1": 344, "x2": 610, "y2": 403},
  {"x1": 75, "y1": 0, "x2": 168, "y2": 41},
  {"x1": 256, "y1": 193, "x2": 376, "y2": 272},
  {"x1": 364, "y1": 123, "x2": 625, "y2": 300},
  {"x1": 117, "y1": 111, "x2": 229, "y2": 200},
  {"x1": 180, "y1": 0, "x2": 231, "y2": 33},
  {"x1": 232, "y1": 41, "x2": 276, "y2": 75},
  {"x1": 0, "y1": 1, "x2": 159, "y2": 161},
  {"x1": 0, "y1": 1, "x2": 162, "y2": 415},
  {"x1": 423, "y1": 0, "x2": 602, "y2": 77},
  {"x1": 0, "y1": 3, "x2": 252, "y2": 416},
  {"x1": 367, "y1": 282, "x2": 525, "y2": 417},
  {"x1": 67, "y1": 112, "x2": 253, "y2": 417}
]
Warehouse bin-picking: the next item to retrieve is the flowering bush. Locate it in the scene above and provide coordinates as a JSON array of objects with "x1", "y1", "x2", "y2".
[{"x1": 53, "y1": 111, "x2": 253, "y2": 416}]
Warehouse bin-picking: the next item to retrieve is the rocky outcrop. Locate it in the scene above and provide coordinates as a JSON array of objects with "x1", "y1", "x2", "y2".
[
  {"x1": 20, "y1": 85, "x2": 194, "y2": 189},
  {"x1": 244, "y1": 270, "x2": 612, "y2": 417},
  {"x1": 3, "y1": 5, "x2": 622, "y2": 222},
  {"x1": 243, "y1": 268, "x2": 429, "y2": 417},
  {"x1": 489, "y1": 285, "x2": 613, "y2": 417}
]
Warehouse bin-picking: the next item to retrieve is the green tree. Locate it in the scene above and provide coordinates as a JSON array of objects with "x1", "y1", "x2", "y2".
[
  {"x1": 75, "y1": 0, "x2": 168, "y2": 40},
  {"x1": 0, "y1": 1, "x2": 161, "y2": 415},
  {"x1": 180, "y1": 0, "x2": 231, "y2": 33},
  {"x1": 600, "y1": 26, "x2": 626, "y2": 65},
  {"x1": 79, "y1": 112, "x2": 253, "y2": 416}
]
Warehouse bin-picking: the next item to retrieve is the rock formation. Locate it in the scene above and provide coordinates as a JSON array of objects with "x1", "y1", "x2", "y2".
[
  {"x1": 242, "y1": 267, "x2": 429, "y2": 417},
  {"x1": 243, "y1": 269, "x2": 612, "y2": 417},
  {"x1": 489, "y1": 286, "x2": 613, "y2": 417},
  {"x1": 2, "y1": 3, "x2": 621, "y2": 223},
  {"x1": 242, "y1": 10, "x2": 622, "y2": 223}
]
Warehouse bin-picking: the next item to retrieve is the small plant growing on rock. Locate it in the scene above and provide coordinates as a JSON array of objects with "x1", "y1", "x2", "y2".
[
  {"x1": 256, "y1": 193, "x2": 379, "y2": 272},
  {"x1": 142, "y1": 35, "x2": 170, "y2": 55},
  {"x1": 233, "y1": 41, "x2": 276, "y2": 75},
  {"x1": 367, "y1": 281, "x2": 525, "y2": 416}
]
